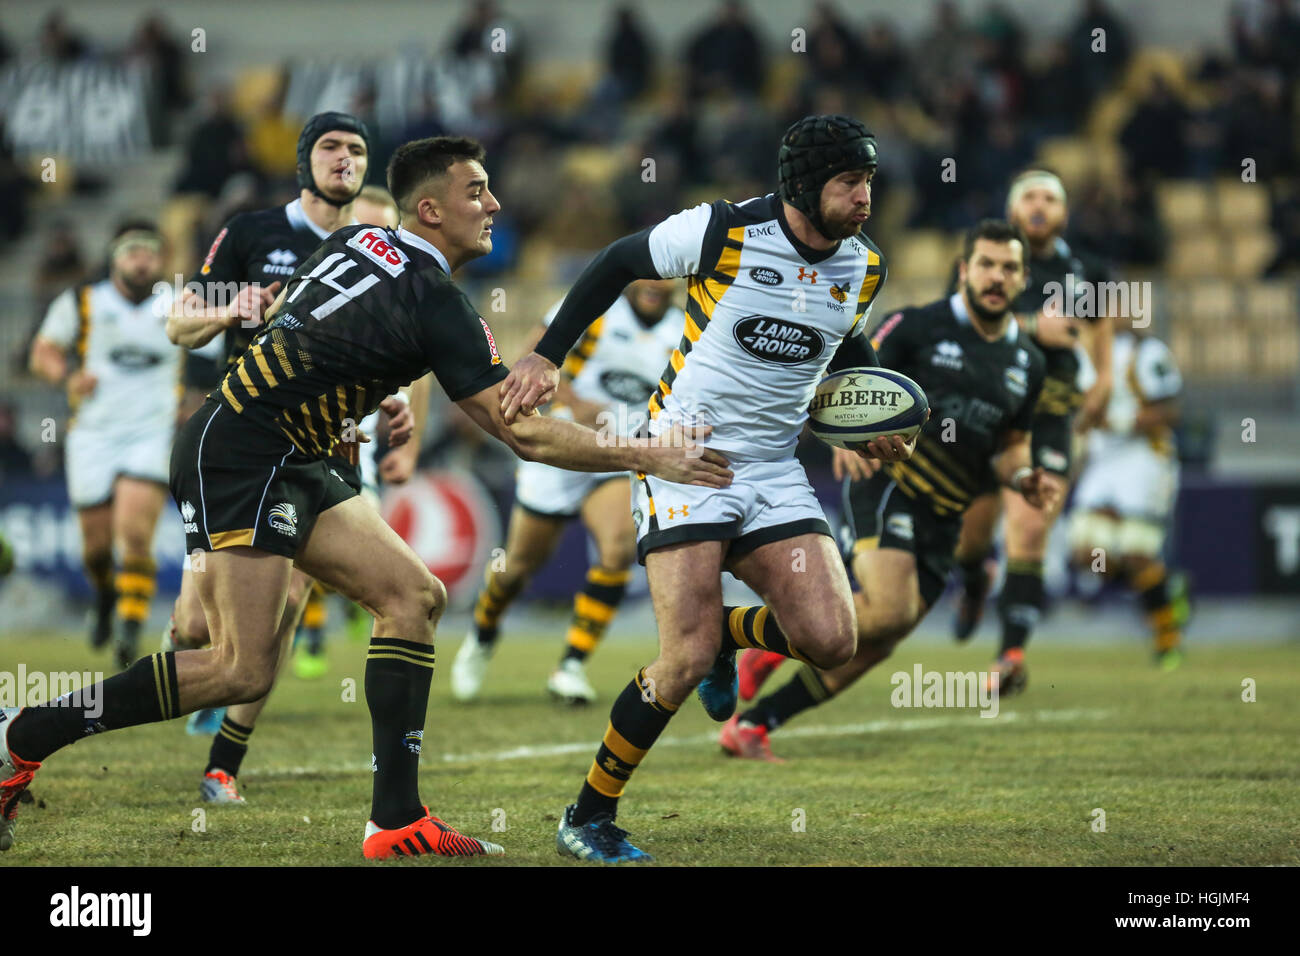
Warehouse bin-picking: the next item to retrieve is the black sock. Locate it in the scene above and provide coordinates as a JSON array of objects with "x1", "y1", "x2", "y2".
[
  {"x1": 206, "y1": 716, "x2": 253, "y2": 775},
  {"x1": 365, "y1": 637, "x2": 435, "y2": 830},
  {"x1": 738, "y1": 665, "x2": 831, "y2": 731},
  {"x1": 958, "y1": 556, "x2": 987, "y2": 596},
  {"x1": 8, "y1": 652, "x2": 180, "y2": 763},
  {"x1": 998, "y1": 561, "x2": 1044, "y2": 655},
  {"x1": 720, "y1": 605, "x2": 810, "y2": 662},
  {"x1": 572, "y1": 668, "x2": 677, "y2": 826}
]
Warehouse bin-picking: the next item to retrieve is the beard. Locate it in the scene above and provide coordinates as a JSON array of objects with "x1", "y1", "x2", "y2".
[
  {"x1": 118, "y1": 272, "x2": 158, "y2": 303},
  {"x1": 819, "y1": 209, "x2": 866, "y2": 240},
  {"x1": 964, "y1": 279, "x2": 1011, "y2": 326}
]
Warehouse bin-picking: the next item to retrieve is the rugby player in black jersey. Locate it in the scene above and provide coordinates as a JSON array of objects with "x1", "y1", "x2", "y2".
[
  {"x1": 726, "y1": 220, "x2": 1061, "y2": 761},
  {"x1": 160, "y1": 112, "x2": 416, "y2": 805},
  {"x1": 950, "y1": 170, "x2": 1116, "y2": 693},
  {"x1": 0, "y1": 136, "x2": 730, "y2": 858}
]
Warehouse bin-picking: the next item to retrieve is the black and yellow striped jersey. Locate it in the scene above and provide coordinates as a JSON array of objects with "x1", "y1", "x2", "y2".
[
  {"x1": 216, "y1": 224, "x2": 507, "y2": 457},
  {"x1": 868, "y1": 294, "x2": 1046, "y2": 517}
]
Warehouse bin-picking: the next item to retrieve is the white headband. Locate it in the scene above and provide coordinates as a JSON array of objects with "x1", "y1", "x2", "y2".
[{"x1": 1007, "y1": 172, "x2": 1066, "y2": 214}]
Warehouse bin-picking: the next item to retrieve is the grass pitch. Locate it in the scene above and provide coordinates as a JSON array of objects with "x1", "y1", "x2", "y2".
[{"x1": 2, "y1": 630, "x2": 1296, "y2": 866}]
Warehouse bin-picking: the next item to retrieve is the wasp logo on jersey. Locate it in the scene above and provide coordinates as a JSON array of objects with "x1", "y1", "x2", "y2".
[
  {"x1": 749, "y1": 267, "x2": 783, "y2": 286},
  {"x1": 734, "y1": 316, "x2": 825, "y2": 364},
  {"x1": 267, "y1": 502, "x2": 298, "y2": 535},
  {"x1": 829, "y1": 283, "x2": 849, "y2": 304}
]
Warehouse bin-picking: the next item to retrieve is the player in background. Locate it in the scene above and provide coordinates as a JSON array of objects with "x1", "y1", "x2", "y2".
[
  {"x1": 28, "y1": 222, "x2": 181, "y2": 668},
  {"x1": 452, "y1": 279, "x2": 684, "y2": 704},
  {"x1": 291, "y1": 185, "x2": 432, "y2": 680},
  {"x1": 1068, "y1": 314, "x2": 1187, "y2": 667},
  {"x1": 501, "y1": 115, "x2": 916, "y2": 863},
  {"x1": 161, "y1": 113, "x2": 416, "y2": 805},
  {"x1": 0, "y1": 135, "x2": 729, "y2": 859},
  {"x1": 728, "y1": 221, "x2": 1058, "y2": 761},
  {"x1": 949, "y1": 170, "x2": 1114, "y2": 693}
]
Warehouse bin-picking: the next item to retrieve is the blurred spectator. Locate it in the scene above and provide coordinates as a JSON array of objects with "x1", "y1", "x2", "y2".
[
  {"x1": 806, "y1": 3, "x2": 863, "y2": 93},
  {"x1": 1219, "y1": 69, "x2": 1294, "y2": 181},
  {"x1": 1119, "y1": 75, "x2": 1190, "y2": 179},
  {"x1": 913, "y1": 0, "x2": 975, "y2": 105},
  {"x1": 38, "y1": 11, "x2": 88, "y2": 63},
  {"x1": 1231, "y1": 0, "x2": 1300, "y2": 77},
  {"x1": 859, "y1": 21, "x2": 909, "y2": 102},
  {"x1": 684, "y1": 0, "x2": 766, "y2": 99},
  {"x1": 450, "y1": 0, "x2": 527, "y2": 95},
  {"x1": 1024, "y1": 39, "x2": 1089, "y2": 138},
  {"x1": 605, "y1": 5, "x2": 654, "y2": 103},
  {"x1": 246, "y1": 77, "x2": 301, "y2": 184},
  {"x1": 0, "y1": 129, "x2": 31, "y2": 245},
  {"x1": 0, "y1": 404, "x2": 33, "y2": 482},
  {"x1": 1066, "y1": 0, "x2": 1132, "y2": 103},
  {"x1": 32, "y1": 221, "x2": 84, "y2": 318},
  {"x1": 128, "y1": 14, "x2": 188, "y2": 112},
  {"x1": 173, "y1": 87, "x2": 253, "y2": 198},
  {"x1": 1264, "y1": 183, "x2": 1300, "y2": 276}
]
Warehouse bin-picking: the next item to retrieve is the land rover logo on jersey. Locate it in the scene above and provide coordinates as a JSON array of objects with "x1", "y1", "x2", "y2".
[
  {"x1": 1004, "y1": 366, "x2": 1029, "y2": 396},
  {"x1": 108, "y1": 346, "x2": 162, "y2": 368},
  {"x1": 749, "y1": 267, "x2": 783, "y2": 286},
  {"x1": 599, "y1": 370, "x2": 656, "y2": 404},
  {"x1": 268, "y1": 502, "x2": 298, "y2": 535},
  {"x1": 733, "y1": 316, "x2": 824, "y2": 364}
]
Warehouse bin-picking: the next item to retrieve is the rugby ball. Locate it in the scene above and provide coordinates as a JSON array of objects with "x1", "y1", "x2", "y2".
[{"x1": 808, "y1": 367, "x2": 929, "y2": 449}]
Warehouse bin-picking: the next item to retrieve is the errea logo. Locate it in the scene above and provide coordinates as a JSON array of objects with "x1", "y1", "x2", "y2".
[
  {"x1": 180, "y1": 500, "x2": 198, "y2": 534},
  {"x1": 932, "y1": 340, "x2": 963, "y2": 370}
]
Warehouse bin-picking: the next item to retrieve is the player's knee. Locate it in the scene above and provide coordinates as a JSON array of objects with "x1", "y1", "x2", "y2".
[
  {"x1": 664, "y1": 641, "x2": 721, "y2": 687},
  {"x1": 862, "y1": 606, "x2": 916, "y2": 645},
  {"x1": 795, "y1": 620, "x2": 856, "y2": 669},
  {"x1": 595, "y1": 538, "x2": 635, "y2": 572},
  {"x1": 409, "y1": 569, "x2": 447, "y2": 624},
  {"x1": 175, "y1": 602, "x2": 209, "y2": 647}
]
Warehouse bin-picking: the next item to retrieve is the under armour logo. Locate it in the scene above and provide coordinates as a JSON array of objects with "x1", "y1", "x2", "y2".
[
  {"x1": 666, "y1": 505, "x2": 689, "y2": 520},
  {"x1": 798, "y1": 267, "x2": 818, "y2": 284}
]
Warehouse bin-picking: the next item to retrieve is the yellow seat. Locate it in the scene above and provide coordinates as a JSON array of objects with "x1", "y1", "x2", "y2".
[
  {"x1": 1164, "y1": 234, "x2": 1225, "y2": 279},
  {"x1": 888, "y1": 231, "x2": 960, "y2": 281},
  {"x1": 1226, "y1": 230, "x2": 1276, "y2": 279},
  {"x1": 1215, "y1": 179, "x2": 1270, "y2": 230},
  {"x1": 1157, "y1": 182, "x2": 1214, "y2": 233},
  {"x1": 1244, "y1": 282, "x2": 1296, "y2": 320}
]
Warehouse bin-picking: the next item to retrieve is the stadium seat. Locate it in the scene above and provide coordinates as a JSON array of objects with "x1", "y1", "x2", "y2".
[
  {"x1": 1164, "y1": 233, "x2": 1225, "y2": 278},
  {"x1": 1035, "y1": 137, "x2": 1093, "y2": 186},
  {"x1": 1157, "y1": 182, "x2": 1214, "y2": 234},
  {"x1": 888, "y1": 231, "x2": 960, "y2": 281},
  {"x1": 1227, "y1": 230, "x2": 1277, "y2": 279},
  {"x1": 1215, "y1": 179, "x2": 1270, "y2": 230},
  {"x1": 1244, "y1": 281, "x2": 1297, "y2": 321}
]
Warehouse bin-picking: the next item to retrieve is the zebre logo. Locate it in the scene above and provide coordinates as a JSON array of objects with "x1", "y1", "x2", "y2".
[{"x1": 267, "y1": 502, "x2": 298, "y2": 535}]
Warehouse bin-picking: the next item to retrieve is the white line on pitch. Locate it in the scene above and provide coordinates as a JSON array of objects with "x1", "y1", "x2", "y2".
[
  {"x1": 246, "y1": 708, "x2": 1110, "y2": 778},
  {"x1": 436, "y1": 707, "x2": 1112, "y2": 765}
]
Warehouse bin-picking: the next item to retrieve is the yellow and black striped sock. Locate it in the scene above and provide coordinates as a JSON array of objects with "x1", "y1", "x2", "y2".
[
  {"x1": 115, "y1": 555, "x2": 157, "y2": 627},
  {"x1": 365, "y1": 637, "x2": 436, "y2": 829},
  {"x1": 998, "y1": 559, "x2": 1044, "y2": 655},
  {"x1": 572, "y1": 667, "x2": 677, "y2": 825},
  {"x1": 303, "y1": 583, "x2": 327, "y2": 629},
  {"x1": 206, "y1": 716, "x2": 254, "y2": 776},
  {"x1": 471, "y1": 567, "x2": 525, "y2": 646},
  {"x1": 6, "y1": 652, "x2": 181, "y2": 763},
  {"x1": 738, "y1": 665, "x2": 832, "y2": 731},
  {"x1": 720, "y1": 605, "x2": 811, "y2": 663},
  {"x1": 1130, "y1": 563, "x2": 1181, "y2": 652},
  {"x1": 563, "y1": 567, "x2": 630, "y2": 663}
]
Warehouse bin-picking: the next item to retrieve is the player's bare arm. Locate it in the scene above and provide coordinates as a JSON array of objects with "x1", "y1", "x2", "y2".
[
  {"x1": 166, "y1": 281, "x2": 282, "y2": 349},
  {"x1": 459, "y1": 384, "x2": 732, "y2": 487},
  {"x1": 500, "y1": 230, "x2": 662, "y2": 423},
  {"x1": 1077, "y1": 314, "x2": 1115, "y2": 431},
  {"x1": 28, "y1": 336, "x2": 69, "y2": 386},
  {"x1": 991, "y1": 430, "x2": 1059, "y2": 510},
  {"x1": 1134, "y1": 396, "x2": 1180, "y2": 435}
]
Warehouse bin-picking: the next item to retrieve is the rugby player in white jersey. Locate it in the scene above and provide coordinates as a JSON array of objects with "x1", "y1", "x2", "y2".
[
  {"x1": 1068, "y1": 314, "x2": 1188, "y2": 667},
  {"x1": 29, "y1": 222, "x2": 183, "y2": 669},
  {"x1": 453, "y1": 278, "x2": 684, "y2": 704},
  {"x1": 500, "y1": 115, "x2": 916, "y2": 862}
]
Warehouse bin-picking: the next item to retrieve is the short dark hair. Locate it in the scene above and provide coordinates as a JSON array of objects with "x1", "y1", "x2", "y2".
[
  {"x1": 387, "y1": 136, "x2": 486, "y2": 213},
  {"x1": 112, "y1": 218, "x2": 160, "y2": 240},
  {"x1": 961, "y1": 219, "x2": 1027, "y2": 266}
]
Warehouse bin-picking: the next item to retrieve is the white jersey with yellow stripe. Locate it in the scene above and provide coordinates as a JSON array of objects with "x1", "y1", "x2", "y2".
[
  {"x1": 38, "y1": 278, "x2": 181, "y2": 436},
  {"x1": 1089, "y1": 331, "x2": 1182, "y2": 459},
  {"x1": 543, "y1": 294, "x2": 684, "y2": 428},
  {"x1": 644, "y1": 193, "x2": 886, "y2": 461}
]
